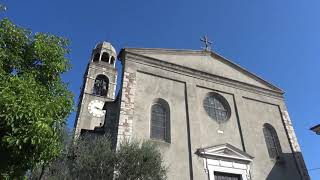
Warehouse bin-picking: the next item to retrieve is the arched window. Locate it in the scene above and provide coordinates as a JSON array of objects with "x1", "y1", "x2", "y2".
[
  {"x1": 110, "y1": 56, "x2": 115, "y2": 65},
  {"x1": 150, "y1": 99, "x2": 170, "y2": 142},
  {"x1": 93, "y1": 53, "x2": 100, "y2": 62},
  {"x1": 93, "y1": 75, "x2": 109, "y2": 96},
  {"x1": 263, "y1": 124, "x2": 282, "y2": 159},
  {"x1": 101, "y1": 52, "x2": 110, "y2": 63}
]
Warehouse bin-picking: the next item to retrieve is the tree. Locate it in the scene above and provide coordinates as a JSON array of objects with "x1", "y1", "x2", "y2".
[
  {"x1": 0, "y1": 18, "x2": 73, "y2": 178},
  {"x1": 116, "y1": 139, "x2": 167, "y2": 180},
  {"x1": 28, "y1": 128, "x2": 73, "y2": 180},
  {"x1": 69, "y1": 135, "x2": 116, "y2": 180},
  {"x1": 32, "y1": 135, "x2": 167, "y2": 180},
  {"x1": 29, "y1": 152, "x2": 70, "y2": 180},
  {"x1": 71, "y1": 136, "x2": 167, "y2": 180}
]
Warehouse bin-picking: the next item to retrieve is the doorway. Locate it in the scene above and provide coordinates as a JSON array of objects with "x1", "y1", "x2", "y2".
[{"x1": 214, "y1": 171, "x2": 242, "y2": 180}]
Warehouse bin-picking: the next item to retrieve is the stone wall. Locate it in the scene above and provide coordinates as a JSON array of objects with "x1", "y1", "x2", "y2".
[
  {"x1": 282, "y1": 110, "x2": 310, "y2": 180},
  {"x1": 116, "y1": 71, "x2": 136, "y2": 145}
]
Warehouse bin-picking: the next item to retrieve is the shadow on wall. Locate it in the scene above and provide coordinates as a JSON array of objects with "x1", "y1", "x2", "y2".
[{"x1": 266, "y1": 152, "x2": 309, "y2": 180}]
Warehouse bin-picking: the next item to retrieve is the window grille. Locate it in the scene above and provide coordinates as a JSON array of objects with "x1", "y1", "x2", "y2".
[
  {"x1": 203, "y1": 93, "x2": 230, "y2": 122},
  {"x1": 150, "y1": 101, "x2": 170, "y2": 142},
  {"x1": 93, "y1": 75, "x2": 109, "y2": 97},
  {"x1": 263, "y1": 124, "x2": 282, "y2": 159}
]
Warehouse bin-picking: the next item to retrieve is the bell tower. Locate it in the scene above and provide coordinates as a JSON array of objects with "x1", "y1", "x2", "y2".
[{"x1": 74, "y1": 41, "x2": 117, "y2": 136}]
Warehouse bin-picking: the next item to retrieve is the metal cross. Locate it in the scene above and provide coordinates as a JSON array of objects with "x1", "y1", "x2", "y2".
[{"x1": 200, "y1": 35, "x2": 212, "y2": 51}]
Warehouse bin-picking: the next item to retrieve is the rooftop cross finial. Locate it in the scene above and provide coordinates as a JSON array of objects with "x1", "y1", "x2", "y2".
[{"x1": 200, "y1": 35, "x2": 212, "y2": 51}]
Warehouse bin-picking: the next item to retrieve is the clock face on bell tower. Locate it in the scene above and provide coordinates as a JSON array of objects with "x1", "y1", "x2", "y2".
[
  {"x1": 88, "y1": 100, "x2": 106, "y2": 117},
  {"x1": 74, "y1": 41, "x2": 118, "y2": 135}
]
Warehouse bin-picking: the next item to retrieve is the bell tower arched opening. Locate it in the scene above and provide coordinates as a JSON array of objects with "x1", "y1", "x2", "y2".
[
  {"x1": 110, "y1": 56, "x2": 115, "y2": 65},
  {"x1": 93, "y1": 74, "x2": 109, "y2": 97},
  {"x1": 101, "y1": 52, "x2": 110, "y2": 63},
  {"x1": 92, "y1": 53, "x2": 100, "y2": 62}
]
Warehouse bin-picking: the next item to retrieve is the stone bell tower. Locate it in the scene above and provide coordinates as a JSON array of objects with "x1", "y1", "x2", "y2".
[{"x1": 74, "y1": 41, "x2": 117, "y2": 136}]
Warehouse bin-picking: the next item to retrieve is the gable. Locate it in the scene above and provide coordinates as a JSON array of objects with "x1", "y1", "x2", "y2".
[
  {"x1": 197, "y1": 143, "x2": 254, "y2": 163},
  {"x1": 122, "y1": 48, "x2": 283, "y2": 93}
]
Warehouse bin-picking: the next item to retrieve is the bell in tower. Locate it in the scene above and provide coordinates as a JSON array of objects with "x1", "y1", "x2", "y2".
[{"x1": 74, "y1": 41, "x2": 118, "y2": 136}]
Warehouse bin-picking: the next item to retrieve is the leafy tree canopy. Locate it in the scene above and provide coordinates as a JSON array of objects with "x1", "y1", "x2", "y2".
[
  {"x1": 0, "y1": 18, "x2": 73, "y2": 178},
  {"x1": 71, "y1": 136, "x2": 167, "y2": 180},
  {"x1": 30, "y1": 135, "x2": 167, "y2": 180},
  {"x1": 116, "y1": 139, "x2": 167, "y2": 180}
]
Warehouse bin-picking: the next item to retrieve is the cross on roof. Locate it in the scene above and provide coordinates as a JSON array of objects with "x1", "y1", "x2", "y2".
[{"x1": 200, "y1": 35, "x2": 213, "y2": 51}]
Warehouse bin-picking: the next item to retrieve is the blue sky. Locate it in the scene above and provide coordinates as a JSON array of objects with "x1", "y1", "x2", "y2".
[{"x1": 2, "y1": 0, "x2": 320, "y2": 178}]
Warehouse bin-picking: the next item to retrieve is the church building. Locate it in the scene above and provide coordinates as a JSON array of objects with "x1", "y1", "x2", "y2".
[{"x1": 74, "y1": 41, "x2": 309, "y2": 180}]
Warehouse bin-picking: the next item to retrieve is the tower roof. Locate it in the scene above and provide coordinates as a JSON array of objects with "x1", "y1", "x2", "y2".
[{"x1": 95, "y1": 41, "x2": 116, "y2": 55}]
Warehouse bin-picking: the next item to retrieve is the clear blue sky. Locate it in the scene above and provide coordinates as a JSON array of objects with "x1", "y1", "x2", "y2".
[{"x1": 2, "y1": 0, "x2": 320, "y2": 178}]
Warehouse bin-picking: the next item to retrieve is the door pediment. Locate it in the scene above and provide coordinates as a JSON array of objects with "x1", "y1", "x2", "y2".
[{"x1": 197, "y1": 143, "x2": 254, "y2": 163}]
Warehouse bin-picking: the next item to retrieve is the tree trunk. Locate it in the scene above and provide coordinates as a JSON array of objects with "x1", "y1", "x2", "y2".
[{"x1": 38, "y1": 164, "x2": 45, "y2": 180}]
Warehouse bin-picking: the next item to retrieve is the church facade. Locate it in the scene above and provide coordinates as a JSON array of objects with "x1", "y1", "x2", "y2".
[{"x1": 74, "y1": 42, "x2": 309, "y2": 180}]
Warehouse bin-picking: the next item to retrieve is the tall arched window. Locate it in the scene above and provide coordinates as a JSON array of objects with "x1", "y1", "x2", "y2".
[
  {"x1": 101, "y1": 52, "x2": 110, "y2": 63},
  {"x1": 93, "y1": 53, "x2": 100, "y2": 62},
  {"x1": 263, "y1": 123, "x2": 282, "y2": 159},
  {"x1": 93, "y1": 75, "x2": 109, "y2": 96},
  {"x1": 150, "y1": 99, "x2": 170, "y2": 142}
]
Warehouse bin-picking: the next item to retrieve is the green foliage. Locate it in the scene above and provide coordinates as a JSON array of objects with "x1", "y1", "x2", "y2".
[
  {"x1": 69, "y1": 135, "x2": 116, "y2": 179},
  {"x1": 29, "y1": 135, "x2": 167, "y2": 180},
  {"x1": 28, "y1": 128, "x2": 72, "y2": 180},
  {"x1": 0, "y1": 18, "x2": 73, "y2": 178},
  {"x1": 71, "y1": 136, "x2": 167, "y2": 180},
  {"x1": 116, "y1": 140, "x2": 167, "y2": 180}
]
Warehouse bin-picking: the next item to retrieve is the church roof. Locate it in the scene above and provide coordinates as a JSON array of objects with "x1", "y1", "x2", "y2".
[{"x1": 119, "y1": 48, "x2": 284, "y2": 94}]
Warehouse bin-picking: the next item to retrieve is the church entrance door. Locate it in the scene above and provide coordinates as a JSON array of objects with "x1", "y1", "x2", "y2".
[{"x1": 214, "y1": 171, "x2": 242, "y2": 180}]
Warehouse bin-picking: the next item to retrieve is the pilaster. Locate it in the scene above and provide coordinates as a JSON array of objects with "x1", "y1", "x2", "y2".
[
  {"x1": 280, "y1": 107, "x2": 310, "y2": 180},
  {"x1": 116, "y1": 71, "x2": 137, "y2": 145}
]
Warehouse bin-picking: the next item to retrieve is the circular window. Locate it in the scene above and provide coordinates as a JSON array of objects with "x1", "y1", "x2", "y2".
[{"x1": 203, "y1": 92, "x2": 231, "y2": 123}]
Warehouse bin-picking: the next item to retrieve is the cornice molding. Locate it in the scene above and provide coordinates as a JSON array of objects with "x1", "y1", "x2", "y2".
[{"x1": 88, "y1": 62, "x2": 117, "y2": 72}]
